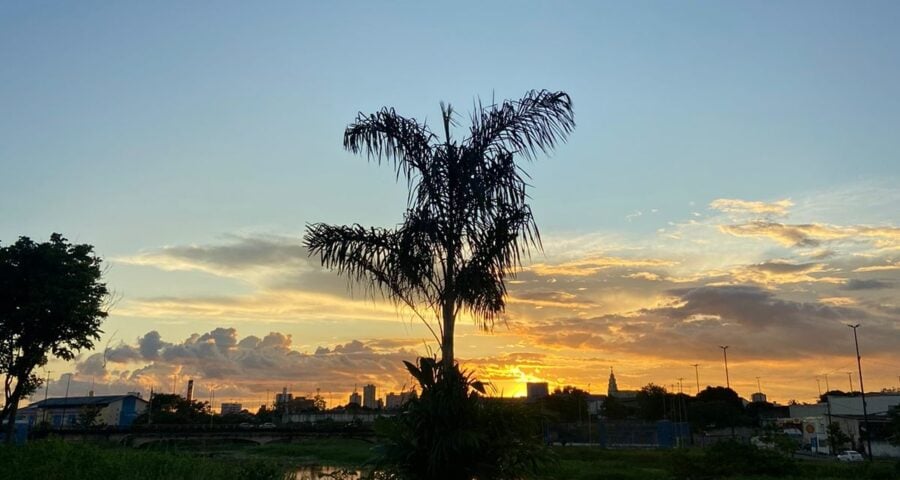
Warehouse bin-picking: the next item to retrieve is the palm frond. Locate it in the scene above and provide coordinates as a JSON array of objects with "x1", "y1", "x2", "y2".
[
  {"x1": 344, "y1": 108, "x2": 436, "y2": 181},
  {"x1": 467, "y1": 89, "x2": 575, "y2": 160}
]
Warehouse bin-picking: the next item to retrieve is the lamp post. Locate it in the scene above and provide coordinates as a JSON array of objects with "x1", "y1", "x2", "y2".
[
  {"x1": 847, "y1": 324, "x2": 872, "y2": 460},
  {"x1": 719, "y1": 346, "x2": 730, "y2": 389}
]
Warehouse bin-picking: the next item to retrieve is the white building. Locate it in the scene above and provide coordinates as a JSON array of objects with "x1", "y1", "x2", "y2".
[
  {"x1": 220, "y1": 402, "x2": 242, "y2": 415},
  {"x1": 385, "y1": 391, "x2": 416, "y2": 410},
  {"x1": 363, "y1": 384, "x2": 377, "y2": 409}
]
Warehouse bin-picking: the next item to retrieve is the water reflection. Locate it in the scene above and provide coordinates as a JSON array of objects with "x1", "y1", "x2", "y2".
[{"x1": 292, "y1": 465, "x2": 363, "y2": 480}]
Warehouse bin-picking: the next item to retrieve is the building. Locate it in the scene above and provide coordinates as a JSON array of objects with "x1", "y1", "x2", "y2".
[
  {"x1": 751, "y1": 392, "x2": 768, "y2": 403},
  {"x1": 363, "y1": 384, "x2": 377, "y2": 409},
  {"x1": 16, "y1": 393, "x2": 148, "y2": 428},
  {"x1": 275, "y1": 387, "x2": 293, "y2": 407},
  {"x1": 220, "y1": 402, "x2": 242, "y2": 415},
  {"x1": 785, "y1": 393, "x2": 900, "y2": 457},
  {"x1": 348, "y1": 390, "x2": 361, "y2": 406},
  {"x1": 526, "y1": 382, "x2": 549, "y2": 401},
  {"x1": 607, "y1": 368, "x2": 638, "y2": 399},
  {"x1": 385, "y1": 391, "x2": 416, "y2": 410}
]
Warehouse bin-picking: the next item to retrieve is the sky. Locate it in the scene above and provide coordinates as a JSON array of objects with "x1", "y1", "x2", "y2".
[{"x1": 1, "y1": 1, "x2": 899, "y2": 408}]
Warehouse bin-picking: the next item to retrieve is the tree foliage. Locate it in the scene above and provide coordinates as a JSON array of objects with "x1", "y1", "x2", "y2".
[
  {"x1": 0, "y1": 233, "x2": 108, "y2": 440},
  {"x1": 133, "y1": 393, "x2": 210, "y2": 425},
  {"x1": 543, "y1": 386, "x2": 590, "y2": 423},
  {"x1": 304, "y1": 90, "x2": 574, "y2": 368},
  {"x1": 374, "y1": 357, "x2": 549, "y2": 480},
  {"x1": 689, "y1": 386, "x2": 747, "y2": 429}
]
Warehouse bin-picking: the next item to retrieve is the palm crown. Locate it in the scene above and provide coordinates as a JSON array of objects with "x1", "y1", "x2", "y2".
[{"x1": 304, "y1": 90, "x2": 574, "y2": 368}]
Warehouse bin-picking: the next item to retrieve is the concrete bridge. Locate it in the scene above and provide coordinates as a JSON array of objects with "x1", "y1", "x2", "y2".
[{"x1": 37, "y1": 427, "x2": 376, "y2": 447}]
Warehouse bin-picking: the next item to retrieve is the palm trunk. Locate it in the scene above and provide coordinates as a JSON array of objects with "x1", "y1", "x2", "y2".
[
  {"x1": 441, "y1": 247, "x2": 456, "y2": 372},
  {"x1": 441, "y1": 299, "x2": 455, "y2": 372}
]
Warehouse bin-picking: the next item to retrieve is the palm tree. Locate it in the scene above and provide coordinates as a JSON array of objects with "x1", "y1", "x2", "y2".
[{"x1": 304, "y1": 90, "x2": 574, "y2": 370}]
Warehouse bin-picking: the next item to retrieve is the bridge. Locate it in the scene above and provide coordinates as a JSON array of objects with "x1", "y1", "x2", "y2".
[{"x1": 33, "y1": 426, "x2": 377, "y2": 447}]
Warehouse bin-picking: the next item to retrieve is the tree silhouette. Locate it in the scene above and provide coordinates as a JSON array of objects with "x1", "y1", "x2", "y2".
[
  {"x1": 0, "y1": 234, "x2": 108, "y2": 441},
  {"x1": 304, "y1": 90, "x2": 574, "y2": 369}
]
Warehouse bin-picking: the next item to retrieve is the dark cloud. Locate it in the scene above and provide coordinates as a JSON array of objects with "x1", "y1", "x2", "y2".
[
  {"x1": 519, "y1": 285, "x2": 899, "y2": 361},
  {"x1": 841, "y1": 279, "x2": 893, "y2": 290},
  {"x1": 66, "y1": 328, "x2": 422, "y2": 402},
  {"x1": 136, "y1": 236, "x2": 309, "y2": 273},
  {"x1": 139, "y1": 331, "x2": 168, "y2": 360}
]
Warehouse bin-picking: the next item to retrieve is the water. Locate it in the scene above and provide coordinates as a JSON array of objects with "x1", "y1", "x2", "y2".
[{"x1": 292, "y1": 465, "x2": 364, "y2": 480}]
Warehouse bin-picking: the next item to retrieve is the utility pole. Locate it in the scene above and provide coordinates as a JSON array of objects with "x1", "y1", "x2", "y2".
[
  {"x1": 816, "y1": 377, "x2": 822, "y2": 397},
  {"x1": 691, "y1": 364, "x2": 700, "y2": 394},
  {"x1": 824, "y1": 374, "x2": 830, "y2": 392},
  {"x1": 41, "y1": 370, "x2": 52, "y2": 424},
  {"x1": 61, "y1": 374, "x2": 72, "y2": 429},
  {"x1": 847, "y1": 372, "x2": 854, "y2": 393},
  {"x1": 719, "y1": 346, "x2": 730, "y2": 389},
  {"x1": 848, "y1": 324, "x2": 872, "y2": 461},
  {"x1": 756, "y1": 376, "x2": 762, "y2": 394}
]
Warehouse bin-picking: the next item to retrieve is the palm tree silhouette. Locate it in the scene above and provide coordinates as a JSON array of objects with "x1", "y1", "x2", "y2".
[{"x1": 304, "y1": 90, "x2": 574, "y2": 370}]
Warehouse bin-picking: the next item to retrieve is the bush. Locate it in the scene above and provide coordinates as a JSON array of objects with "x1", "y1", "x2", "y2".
[
  {"x1": 0, "y1": 439, "x2": 288, "y2": 480},
  {"x1": 671, "y1": 441, "x2": 794, "y2": 479},
  {"x1": 373, "y1": 357, "x2": 551, "y2": 480}
]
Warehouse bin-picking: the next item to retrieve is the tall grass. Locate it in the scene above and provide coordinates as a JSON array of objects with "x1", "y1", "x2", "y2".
[{"x1": 0, "y1": 439, "x2": 289, "y2": 480}]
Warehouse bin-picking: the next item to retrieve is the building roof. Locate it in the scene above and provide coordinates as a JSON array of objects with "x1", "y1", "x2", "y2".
[{"x1": 26, "y1": 394, "x2": 146, "y2": 409}]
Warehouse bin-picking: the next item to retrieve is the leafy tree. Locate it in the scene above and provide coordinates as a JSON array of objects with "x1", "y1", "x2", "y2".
[
  {"x1": 690, "y1": 386, "x2": 746, "y2": 430},
  {"x1": 827, "y1": 422, "x2": 851, "y2": 451},
  {"x1": 543, "y1": 386, "x2": 589, "y2": 423},
  {"x1": 303, "y1": 90, "x2": 574, "y2": 370},
  {"x1": 134, "y1": 393, "x2": 210, "y2": 425},
  {"x1": 76, "y1": 404, "x2": 104, "y2": 428},
  {"x1": 599, "y1": 394, "x2": 632, "y2": 420},
  {"x1": 635, "y1": 383, "x2": 671, "y2": 421},
  {"x1": 0, "y1": 234, "x2": 108, "y2": 441}
]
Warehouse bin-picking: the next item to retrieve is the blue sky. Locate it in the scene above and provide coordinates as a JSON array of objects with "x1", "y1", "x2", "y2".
[{"x1": 2, "y1": 2, "x2": 898, "y2": 404}]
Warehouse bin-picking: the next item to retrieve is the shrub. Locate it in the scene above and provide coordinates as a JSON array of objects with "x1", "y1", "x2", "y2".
[
  {"x1": 671, "y1": 441, "x2": 794, "y2": 479},
  {"x1": 372, "y1": 357, "x2": 551, "y2": 480}
]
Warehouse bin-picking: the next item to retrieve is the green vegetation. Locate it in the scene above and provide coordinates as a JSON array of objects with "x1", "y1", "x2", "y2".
[
  {"x1": 0, "y1": 439, "x2": 288, "y2": 480},
  {"x1": 373, "y1": 357, "x2": 550, "y2": 479},
  {"x1": 4, "y1": 438, "x2": 900, "y2": 480},
  {"x1": 0, "y1": 233, "x2": 109, "y2": 441}
]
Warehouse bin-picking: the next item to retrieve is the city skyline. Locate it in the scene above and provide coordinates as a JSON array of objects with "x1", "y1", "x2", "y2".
[{"x1": 2, "y1": 2, "x2": 899, "y2": 407}]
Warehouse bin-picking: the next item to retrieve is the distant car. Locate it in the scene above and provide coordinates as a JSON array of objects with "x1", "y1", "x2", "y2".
[
  {"x1": 837, "y1": 450, "x2": 864, "y2": 462},
  {"x1": 238, "y1": 423, "x2": 254, "y2": 429},
  {"x1": 259, "y1": 422, "x2": 277, "y2": 429}
]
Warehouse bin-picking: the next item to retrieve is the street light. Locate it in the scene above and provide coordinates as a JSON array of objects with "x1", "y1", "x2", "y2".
[
  {"x1": 847, "y1": 324, "x2": 872, "y2": 460},
  {"x1": 719, "y1": 346, "x2": 730, "y2": 389}
]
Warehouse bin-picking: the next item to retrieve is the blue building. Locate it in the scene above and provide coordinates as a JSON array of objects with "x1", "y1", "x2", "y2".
[{"x1": 16, "y1": 393, "x2": 148, "y2": 428}]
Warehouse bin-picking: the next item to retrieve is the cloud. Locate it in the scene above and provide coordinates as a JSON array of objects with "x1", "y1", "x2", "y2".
[
  {"x1": 710, "y1": 198, "x2": 793, "y2": 216},
  {"x1": 729, "y1": 261, "x2": 842, "y2": 285},
  {"x1": 117, "y1": 234, "x2": 312, "y2": 282},
  {"x1": 516, "y1": 285, "x2": 899, "y2": 361},
  {"x1": 529, "y1": 256, "x2": 676, "y2": 277},
  {"x1": 719, "y1": 221, "x2": 900, "y2": 248},
  {"x1": 59, "y1": 328, "x2": 425, "y2": 405},
  {"x1": 841, "y1": 279, "x2": 893, "y2": 290},
  {"x1": 853, "y1": 262, "x2": 900, "y2": 273}
]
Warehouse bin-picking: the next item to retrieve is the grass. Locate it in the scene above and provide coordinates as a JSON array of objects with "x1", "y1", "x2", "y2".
[
  {"x1": 545, "y1": 446, "x2": 900, "y2": 480},
  {"x1": 0, "y1": 439, "x2": 289, "y2": 480},
  {"x1": 3, "y1": 438, "x2": 898, "y2": 480}
]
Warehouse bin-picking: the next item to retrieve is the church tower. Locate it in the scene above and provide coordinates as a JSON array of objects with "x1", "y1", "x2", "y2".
[{"x1": 608, "y1": 367, "x2": 619, "y2": 397}]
